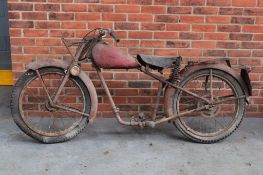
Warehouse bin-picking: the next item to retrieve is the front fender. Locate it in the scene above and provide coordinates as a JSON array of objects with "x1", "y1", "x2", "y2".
[
  {"x1": 26, "y1": 59, "x2": 70, "y2": 70},
  {"x1": 26, "y1": 59, "x2": 98, "y2": 123},
  {"x1": 78, "y1": 71, "x2": 98, "y2": 123}
]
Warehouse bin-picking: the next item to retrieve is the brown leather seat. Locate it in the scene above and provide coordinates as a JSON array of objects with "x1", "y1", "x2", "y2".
[{"x1": 137, "y1": 54, "x2": 180, "y2": 69}]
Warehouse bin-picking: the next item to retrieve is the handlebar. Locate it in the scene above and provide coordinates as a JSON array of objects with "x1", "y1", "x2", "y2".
[{"x1": 109, "y1": 30, "x2": 120, "y2": 43}]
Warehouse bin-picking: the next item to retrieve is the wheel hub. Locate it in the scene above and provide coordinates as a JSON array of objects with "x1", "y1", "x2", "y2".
[
  {"x1": 45, "y1": 101, "x2": 57, "y2": 112},
  {"x1": 198, "y1": 97, "x2": 221, "y2": 118}
]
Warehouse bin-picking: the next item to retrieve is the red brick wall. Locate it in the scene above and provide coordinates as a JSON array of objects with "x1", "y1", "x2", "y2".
[{"x1": 8, "y1": 0, "x2": 263, "y2": 117}]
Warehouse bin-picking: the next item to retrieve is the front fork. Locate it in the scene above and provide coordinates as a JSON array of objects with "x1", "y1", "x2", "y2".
[{"x1": 35, "y1": 67, "x2": 90, "y2": 117}]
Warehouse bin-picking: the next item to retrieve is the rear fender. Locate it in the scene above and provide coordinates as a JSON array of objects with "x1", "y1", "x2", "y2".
[
  {"x1": 180, "y1": 59, "x2": 251, "y2": 98},
  {"x1": 26, "y1": 59, "x2": 98, "y2": 123},
  {"x1": 164, "y1": 62, "x2": 251, "y2": 117}
]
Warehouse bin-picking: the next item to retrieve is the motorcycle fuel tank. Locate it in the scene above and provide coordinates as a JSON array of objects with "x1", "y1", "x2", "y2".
[{"x1": 92, "y1": 43, "x2": 139, "y2": 69}]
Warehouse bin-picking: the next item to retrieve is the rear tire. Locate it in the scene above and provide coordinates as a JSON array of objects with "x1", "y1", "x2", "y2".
[
  {"x1": 11, "y1": 67, "x2": 91, "y2": 143},
  {"x1": 172, "y1": 68, "x2": 246, "y2": 143}
]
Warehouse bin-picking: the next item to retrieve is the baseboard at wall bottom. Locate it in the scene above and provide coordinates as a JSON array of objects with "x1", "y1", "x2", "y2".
[{"x1": 0, "y1": 70, "x2": 13, "y2": 85}]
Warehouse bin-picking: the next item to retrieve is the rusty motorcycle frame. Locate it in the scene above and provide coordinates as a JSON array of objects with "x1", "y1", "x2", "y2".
[{"x1": 11, "y1": 28, "x2": 252, "y2": 143}]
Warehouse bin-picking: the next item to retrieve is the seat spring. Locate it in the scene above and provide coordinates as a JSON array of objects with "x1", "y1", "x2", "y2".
[{"x1": 168, "y1": 58, "x2": 181, "y2": 83}]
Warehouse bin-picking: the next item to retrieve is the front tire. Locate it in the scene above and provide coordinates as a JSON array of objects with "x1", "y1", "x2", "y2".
[{"x1": 11, "y1": 67, "x2": 91, "y2": 143}]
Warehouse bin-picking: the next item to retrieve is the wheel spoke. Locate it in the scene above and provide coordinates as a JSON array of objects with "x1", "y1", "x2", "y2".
[
  {"x1": 214, "y1": 118, "x2": 225, "y2": 129},
  {"x1": 48, "y1": 112, "x2": 55, "y2": 130}
]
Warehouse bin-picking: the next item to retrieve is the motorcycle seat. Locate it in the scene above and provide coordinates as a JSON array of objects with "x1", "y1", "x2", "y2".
[{"x1": 137, "y1": 54, "x2": 180, "y2": 69}]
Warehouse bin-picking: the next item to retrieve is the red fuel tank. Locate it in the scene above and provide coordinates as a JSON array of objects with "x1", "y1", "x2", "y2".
[{"x1": 92, "y1": 43, "x2": 139, "y2": 69}]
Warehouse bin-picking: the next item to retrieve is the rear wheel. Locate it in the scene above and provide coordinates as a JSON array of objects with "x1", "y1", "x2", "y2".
[
  {"x1": 11, "y1": 67, "x2": 91, "y2": 143},
  {"x1": 172, "y1": 68, "x2": 245, "y2": 143}
]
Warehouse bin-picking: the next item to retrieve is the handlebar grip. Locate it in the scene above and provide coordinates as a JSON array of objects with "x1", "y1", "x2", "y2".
[{"x1": 110, "y1": 31, "x2": 120, "y2": 42}]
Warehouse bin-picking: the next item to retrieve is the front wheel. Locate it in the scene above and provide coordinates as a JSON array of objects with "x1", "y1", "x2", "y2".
[
  {"x1": 169, "y1": 68, "x2": 246, "y2": 143},
  {"x1": 11, "y1": 67, "x2": 91, "y2": 143}
]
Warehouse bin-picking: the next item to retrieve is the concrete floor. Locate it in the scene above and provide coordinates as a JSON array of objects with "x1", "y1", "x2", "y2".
[{"x1": 0, "y1": 86, "x2": 263, "y2": 175}]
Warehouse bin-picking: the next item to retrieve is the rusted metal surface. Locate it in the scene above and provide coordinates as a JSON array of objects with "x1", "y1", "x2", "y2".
[
  {"x1": 164, "y1": 86, "x2": 177, "y2": 118},
  {"x1": 180, "y1": 62, "x2": 251, "y2": 98},
  {"x1": 35, "y1": 69, "x2": 53, "y2": 104},
  {"x1": 152, "y1": 82, "x2": 163, "y2": 121},
  {"x1": 95, "y1": 64, "x2": 214, "y2": 127},
  {"x1": 140, "y1": 66, "x2": 211, "y2": 104},
  {"x1": 52, "y1": 104, "x2": 90, "y2": 117},
  {"x1": 92, "y1": 43, "x2": 139, "y2": 69},
  {"x1": 53, "y1": 70, "x2": 71, "y2": 103},
  {"x1": 26, "y1": 59, "x2": 69, "y2": 70},
  {"x1": 241, "y1": 68, "x2": 252, "y2": 96},
  {"x1": 96, "y1": 67, "x2": 145, "y2": 127},
  {"x1": 164, "y1": 62, "x2": 251, "y2": 118},
  {"x1": 25, "y1": 59, "x2": 98, "y2": 123},
  {"x1": 75, "y1": 70, "x2": 98, "y2": 123},
  {"x1": 62, "y1": 38, "x2": 78, "y2": 60},
  {"x1": 155, "y1": 104, "x2": 210, "y2": 125},
  {"x1": 198, "y1": 57, "x2": 231, "y2": 67}
]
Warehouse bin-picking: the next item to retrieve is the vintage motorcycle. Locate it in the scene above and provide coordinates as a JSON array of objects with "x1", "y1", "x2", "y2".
[{"x1": 11, "y1": 28, "x2": 252, "y2": 144}]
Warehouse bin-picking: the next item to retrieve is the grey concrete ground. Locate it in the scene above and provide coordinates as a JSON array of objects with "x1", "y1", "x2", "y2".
[
  {"x1": 0, "y1": 86, "x2": 12, "y2": 119},
  {"x1": 0, "y1": 86, "x2": 263, "y2": 175}
]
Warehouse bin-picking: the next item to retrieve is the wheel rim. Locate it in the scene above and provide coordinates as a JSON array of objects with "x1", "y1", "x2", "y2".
[
  {"x1": 19, "y1": 70, "x2": 88, "y2": 137},
  {"x1": 175, "y1": 69, "x2": 241, "y2": 138}
]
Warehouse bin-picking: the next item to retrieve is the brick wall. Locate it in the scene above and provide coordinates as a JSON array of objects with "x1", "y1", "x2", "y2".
[{"x1": 8, "y1": 0, "x2": 263, "y2": 117}]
